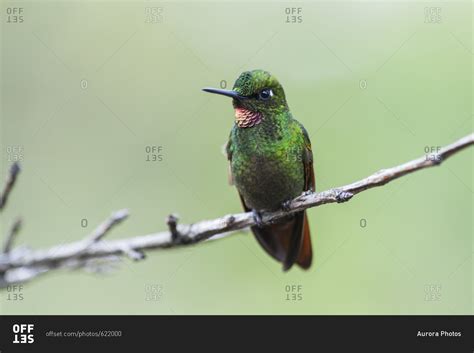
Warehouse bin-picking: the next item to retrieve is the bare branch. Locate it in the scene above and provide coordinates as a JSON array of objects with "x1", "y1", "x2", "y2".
[
  {"x1": 0, "y1": 162, "x2": 20, "y2": 211},
  {"x1": 0, "y1": 133, "x2": 472, "y2": 287}
]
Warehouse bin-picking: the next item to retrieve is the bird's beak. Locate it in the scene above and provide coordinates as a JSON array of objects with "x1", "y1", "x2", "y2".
[{"x1": 202, "y1": 88, "x2": 247, "y2": 100}]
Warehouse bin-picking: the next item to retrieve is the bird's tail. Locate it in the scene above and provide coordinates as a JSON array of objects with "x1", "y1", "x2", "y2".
[{"x1": 251, "y1": 210, "x2": 312, "y2": 271}]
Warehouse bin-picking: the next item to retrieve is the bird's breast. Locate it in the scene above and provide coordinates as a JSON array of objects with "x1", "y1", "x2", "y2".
[{"x1": 231, "y1": 142, "x2": 305, "y2": 210}]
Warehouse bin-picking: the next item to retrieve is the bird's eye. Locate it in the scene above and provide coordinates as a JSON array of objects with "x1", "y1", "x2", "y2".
[{"x1": 258, "y1": 89, "x2": 273, "y2": 100}]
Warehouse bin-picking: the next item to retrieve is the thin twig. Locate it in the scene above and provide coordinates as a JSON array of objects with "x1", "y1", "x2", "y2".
[
  {"x1": 0, "y1": 133, "x2": 472, "y2": 287},
  {"x1": 0, "y1": 162, "x2": 20, "y2": 211},
  {"x1": 82, "y1": 209, "x2": 129, "y2": 247},
  {"x1": 3, "y1": 218, "x2": 22, "y2": 254}
]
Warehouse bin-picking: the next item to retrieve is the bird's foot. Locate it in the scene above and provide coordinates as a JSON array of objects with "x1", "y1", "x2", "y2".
[
  {"x1": 281, "y1": 200, "x2": 292, "y2": 212},
  {"x1": 303, "y1": 189, "x2": 314, "y2": 196},
  {"x1": 252, "y1": 209, "x2": 264, "y2": 228},
  {"x1": 336, "y1": 191, "x2": 353, "y2": 203}
]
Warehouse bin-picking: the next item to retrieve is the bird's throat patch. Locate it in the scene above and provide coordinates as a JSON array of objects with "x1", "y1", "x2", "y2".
[{"x1": 234, "y1": 108, "x2": 263, "y2": 128}]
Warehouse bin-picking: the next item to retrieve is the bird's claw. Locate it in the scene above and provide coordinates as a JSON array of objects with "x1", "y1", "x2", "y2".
[
  {"x1": 281, "y1": 200, "x2": 292, "y2": 212},
  {"x1": 303, "y1": 190, "x2": 314, "y2": 196},
  {"x1": 252, "y1": 209, "x2": 264, "y2": 228},
  {"x1": 336, "y1": 191, "x2": 353, "y2": 203}
]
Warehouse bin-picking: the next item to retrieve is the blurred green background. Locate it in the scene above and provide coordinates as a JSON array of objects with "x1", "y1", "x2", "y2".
[{"x1": 0, "y1": 1, "x2": 472, "y2": 314}]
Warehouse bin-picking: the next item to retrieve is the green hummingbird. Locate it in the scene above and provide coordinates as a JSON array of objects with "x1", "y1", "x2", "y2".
[{"x1": 203, "y1": 69, "x2": 314, "y2": 271}]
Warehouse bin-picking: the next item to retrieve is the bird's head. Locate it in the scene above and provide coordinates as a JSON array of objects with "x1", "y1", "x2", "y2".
[{"x1": 203, "y1": 70, "x2": 288, "y2": 128}]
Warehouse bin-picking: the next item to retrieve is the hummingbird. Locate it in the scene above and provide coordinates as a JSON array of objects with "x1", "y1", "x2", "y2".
[{"x1": 203, "y1": 70, "x2": 315, "y2": 271}]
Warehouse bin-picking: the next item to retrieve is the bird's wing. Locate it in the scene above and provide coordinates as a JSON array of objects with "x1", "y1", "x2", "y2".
[
  {"x1": 294, "y1": 121, "x2": 315, "y2": 269},
  {"x1": 298, "y1": 121, "x2": 316, "y2": 192}
]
